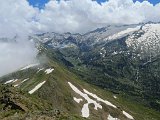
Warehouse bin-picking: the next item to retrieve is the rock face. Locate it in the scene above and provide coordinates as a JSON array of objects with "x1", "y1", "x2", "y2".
[{"x1": 0, "y1": 84, "x2": 28, "y2": 112}]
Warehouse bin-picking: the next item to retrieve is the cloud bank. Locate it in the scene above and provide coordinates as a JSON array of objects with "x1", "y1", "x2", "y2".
[
  {"x1": 37, "y1": 0, "x2": 160, "y2": 33},
  {"x1": 0, "y1": 0, "x2": 160, "y2": 76},
  {"x1": 0, "y1": 39, "x2": 37, "y2": 76},
  {"x1": 0, "y1": 0, "x2": 38, "y2": 76}
]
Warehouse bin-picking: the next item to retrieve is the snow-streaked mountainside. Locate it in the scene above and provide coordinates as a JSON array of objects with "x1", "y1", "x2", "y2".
[
  {"x1": 33, "y1": 24, "x2": 140, "y2": 48},
  {"x1": 0, "y1": 46, "x2": 137, "y2": 120},
  {"x1": 0, "y1": 22, "x2": 160, "y2": 119},
  {"x1": 83, "y1": 24, "x2": 140, "y2": 44},
  {"x1": 30, "y1": 22, "x2": 160, "y2": 112},
  {"x1": 34, "y1": 23, "x2": 160, "y2": 57},
  {"x1": 126, "y1": 24, "x2": 160, "y2": 57}
]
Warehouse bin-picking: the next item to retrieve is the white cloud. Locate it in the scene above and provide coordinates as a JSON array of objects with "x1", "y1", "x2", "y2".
[
  {"x1": 0, "y1": 0, "x2": 38, "y2": 76},
  {"x1": 37, "y1": 0, "x2": 160, "y2": 33},
  {"x1": 0, "y1": 0, "x2": 39, "y2": 38},
  {"x1": 0, "y1": 0, "x2": 160, "y2": 76},
  {"x1": 1, "y1": 0, "x2": 160, "y2": 36},
  {"x1": 0, "y1": 40, "x2": 37, "y2": 76}
]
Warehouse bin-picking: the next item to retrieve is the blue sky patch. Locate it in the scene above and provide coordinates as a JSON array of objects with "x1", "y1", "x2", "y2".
[{"x1": 27, "y1": 0, "x2": 159, "y2": 9}]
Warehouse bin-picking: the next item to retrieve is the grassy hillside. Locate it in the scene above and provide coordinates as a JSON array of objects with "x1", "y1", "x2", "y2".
[{"x1": 0, "y1": 44, "x2": 160, "y2": 120}]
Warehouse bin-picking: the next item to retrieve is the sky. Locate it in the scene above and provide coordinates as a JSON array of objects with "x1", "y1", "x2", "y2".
[
  {"x1": 0, "y1": 0, "x2": 160, "y2": 76},
  {"x1": 28, "y1": 0, "x2": 50, "y2": 9},
  {"x1": 133, "y1": 0, "x2": 160, "y2": 5}
]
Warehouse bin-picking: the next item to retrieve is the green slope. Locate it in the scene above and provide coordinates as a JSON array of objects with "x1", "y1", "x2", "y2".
[{"x1": 0, "y1": 44, "x2": 159, "y2": 120}]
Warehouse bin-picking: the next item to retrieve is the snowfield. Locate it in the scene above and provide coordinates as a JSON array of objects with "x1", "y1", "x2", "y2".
[
  {"x1": 123, "y1": 111, "x2": 134, "y2": 119},
  {"x1": 45, "y1": 68, "x2": 54, "y2": 74},
  {"x1": 68, "y1": 82, "x2": 134, "y2": 119},
  {"x1": 83, "y1": 89, "x2": 117, "y2": 108},
  {"x1": 107, "y1": 26, "x2": 140, "y2": 40},
  {"x1": 81, "y1": 103, "x2": 90, "y2": 118},
  {"x1": 113, "y1": 95, "x2": 117, "y2": 99},
  {"x1": 37, "y1": 68, "x2": 44, "y2": 73},
  {"x1": 13, "y1": 84, "x2": 19, "y2": 87},
  {"x1": 4, "y1": 79, "x2": 18, "y2": 84},
  {"x1": 21, "y1": 63, "x2": 39, "y2": 70},
  {"x1": 29, "y1": 81, "x2": 46, "y2": 94},
  {"x1": 21, "y1": 78, "x2": 29, "y2": 84},
  {"x1": 14, "y1": 78, "x2": 29, "y2": 87},
  {"x1": 108, "y1": 114, "x2": 119, "y2": 120},
  {"x1": 68, "y1": 82, "x2": 102, "y2": 118},
  {"x1": 73, "y1": 97, "x2": 83, "y2": 103}
]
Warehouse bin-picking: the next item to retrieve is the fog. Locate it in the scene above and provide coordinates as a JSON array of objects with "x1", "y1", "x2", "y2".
[
  {"x1": 0, "y1": 0, "x2": 38, "y2": 77},
  {"x1": 0, "y1": 37, "x2": 37, "y2": 77}
]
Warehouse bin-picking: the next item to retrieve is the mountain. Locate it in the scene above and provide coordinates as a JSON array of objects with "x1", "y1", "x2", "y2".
[
  {"x1": 0, "y1": 22, "x2": 160, "y2": 120},
  {"x1": 0, "y1": 44, "x2": 135, "y2": 120},
  {"x1": 31, "y1": 22, "x2": 160, "y2": 111}
]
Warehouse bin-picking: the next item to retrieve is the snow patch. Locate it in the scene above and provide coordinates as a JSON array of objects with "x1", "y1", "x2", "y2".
[
  {"x1": 82, "y1": 103, "x2": 90, "y2": 118},
  {"x1": 112, "y1": 51, "x2": 118, "y2": 55},
  {"x1": 83, "y1": 89, "x2": 117, "y2": 108},
  {"x1": 68, "y1": 82, "x2": 134, "y2": 119},
  {"x1": 45, "y1": 68, "x2": 54, "y2": 74},
  {"x1": 4, "y1": 79, "x2": 18, "y2": 84},
  {"x1": 29, "y1": 81, "x2": 46, "y2": 94},
  {"x1": 14, "y1": 78, "x2": 29, "y2": 87},
  {"x1": 107, "y1": 26, "x2": 140, "y2": 40},
  {"x1": 21, "y1": 63, "x2": 39, "y2": 70},
  {"x1": 21, "y1": 78, "x2": 29, "y2": 84},
  {"x1": 113, "y1": 95, "x2": 117, "y2": 99},
  {"x1": 13, "y1": 84, "x2": 19, "y2": 87},
  {"x1": 37, "y1": 68, "x2": 44, "y2": 73},
  {"x1": 123, "y1": 111, "x2": 134, "y2": 119},
  {"x1": 73, "y1": 97, "x2": 83, "y2": 103},
  {"x1": 68, "y1": 82, "x2": 102, "y2": 118},
  {"x1": 108, "y1": 114, "x2": 119, "y2": 120}
]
